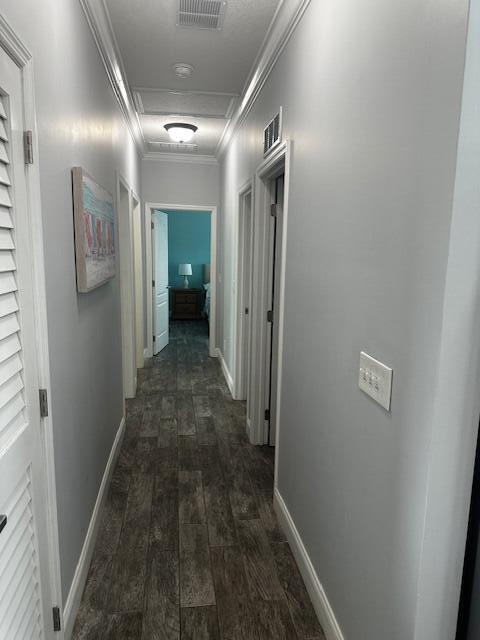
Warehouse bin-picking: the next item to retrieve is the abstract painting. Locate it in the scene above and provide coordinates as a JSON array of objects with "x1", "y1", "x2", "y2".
[{"x1": 72, "y1": 167, "x2": 116, "y2": 292}]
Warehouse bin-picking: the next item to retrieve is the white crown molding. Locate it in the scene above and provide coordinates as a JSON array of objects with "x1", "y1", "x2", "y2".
[
  {"x1": 79, "y1": 0, "x2": 145, "y2": 152},
  {"x1": 81, "y1": 0, "x2": 310, "y2": 161},
  {"x1": 216, "y1": 0, "x2": 312, "y2": 158},
  {"x1": 143, "y1": 152, "x2": 218, "y2": 165}
]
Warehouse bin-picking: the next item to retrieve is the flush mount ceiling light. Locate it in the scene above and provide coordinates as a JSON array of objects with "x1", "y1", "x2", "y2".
[
  {"x1": 173, "y1": 62, "x2": 194, "y2": 79},
  {"x1": 164, "y1": 122, "x2": 198, "y2": 143}
]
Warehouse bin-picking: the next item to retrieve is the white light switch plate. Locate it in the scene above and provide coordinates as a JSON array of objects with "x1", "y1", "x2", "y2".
[{"x1": 359, "y1": 351, "x2": 392, "y2": 411}]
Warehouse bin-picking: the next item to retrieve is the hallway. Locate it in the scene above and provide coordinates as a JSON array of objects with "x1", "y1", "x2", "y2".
[{"x1": 72, "y1": 322, "x2": 324, "y2": 639}]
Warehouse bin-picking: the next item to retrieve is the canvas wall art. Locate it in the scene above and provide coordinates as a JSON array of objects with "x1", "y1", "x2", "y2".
[{"x1": 72, "y1": 167, "x2": 116, "y2": 293}]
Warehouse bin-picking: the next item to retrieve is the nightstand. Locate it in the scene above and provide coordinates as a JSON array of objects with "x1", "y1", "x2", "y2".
[{"x1": 172, "y1": 288, "x2": 203, "y2": 320}]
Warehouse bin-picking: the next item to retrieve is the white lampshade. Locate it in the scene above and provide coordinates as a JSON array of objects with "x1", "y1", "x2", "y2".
[{"x1": 178, "y1": 263, "x2": 192, "y2": 276}]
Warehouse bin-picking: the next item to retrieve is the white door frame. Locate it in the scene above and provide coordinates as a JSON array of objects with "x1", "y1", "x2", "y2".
[
  {"x1": 116, "y1": 172, "x2": 136, "y2": 398},
  {"x1": 234, "y1": 181, "x2": 254, "y2": 406},
  {"x1": 247, "y1": 141, "x2": 291, "y2": 473},
  {"x1": 0, "y1": 13, "x2": 63, "y2": 636},
  {"x1": 131, "y1": 190, "x2": 144, "y2": 369},
  {"x1": 145, "y1": 202, "x2": 217, "y2": 359}
]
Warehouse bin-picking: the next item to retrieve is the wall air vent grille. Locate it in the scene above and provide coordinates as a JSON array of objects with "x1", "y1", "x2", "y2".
[
  {"x1": 264, "y1": 108, "x2": 282, "y2": 157},
  {"x1": 177, "y1": 0, "x2": 227, "y2": 30},
  {"x1": 148, "y1": 141, "x2": 199, "y2": 153}
]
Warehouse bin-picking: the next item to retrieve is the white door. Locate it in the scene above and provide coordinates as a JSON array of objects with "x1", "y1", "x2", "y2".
[
  {"x1": 153, "y1": 211, "x2": 169, "y2": 354},
  {"x1": 0, "y1": 48, "x2": 53, "y2": 638}
]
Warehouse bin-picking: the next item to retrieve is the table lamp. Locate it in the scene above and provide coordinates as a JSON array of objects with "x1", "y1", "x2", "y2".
[{"x1": 178, "y1": 263, "x2": 192, "y2": 288}]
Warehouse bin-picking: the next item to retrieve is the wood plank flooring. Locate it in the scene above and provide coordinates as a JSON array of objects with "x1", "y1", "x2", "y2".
[{"x1": 72, "y1": 321, "x2": 324, "y2": 640}]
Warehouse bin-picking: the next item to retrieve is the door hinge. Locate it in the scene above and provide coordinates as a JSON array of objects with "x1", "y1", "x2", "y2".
[
  {"x1": 267, "y1": 309, "x2": 273, "y2": 324},
  {"x1": 270, "y1": 203, "x2": 278, "y2": 217},
  {"x1": 52, "y1": 606, "x2": 61, "y2": 632},
  {"x1": 245, "y1": 307, "x2": 249, "y2": 315},
  {"x1": 39, "y1": 388, "x2": 49, "y2": 418},
  {"x1": 151, "y1": 221, "x2": 154, "y2": 230},
  {"x1": 264, "y1": 409, "x2": 270, "y2": 422},
  {"x1": 23, "y1": 131, "x2": 34, "y2": 164},
  {"x1": 153, "y1": 335, "x2": 156, "y2": 343},
  {"x1": 152, "y1": 279, "x2": 155, "y2": 287}
]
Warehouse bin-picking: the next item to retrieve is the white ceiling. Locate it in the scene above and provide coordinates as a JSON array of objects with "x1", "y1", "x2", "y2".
[
  {"x1": 141, "y1": 113, "x2": 226, "y2": 155},
  {"x1": 104, "y1": 0, "x2": 281, "y2": 156}
]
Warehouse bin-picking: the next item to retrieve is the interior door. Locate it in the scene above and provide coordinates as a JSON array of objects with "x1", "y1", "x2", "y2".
[
  {"x1": 265, "y1": 174, "x2": 284, "y2": 445},
  {"x1": 153, "y1": 211, "x2": 169, "y2": 354},
  {"x1": 0, "y1": 47, "x2": 53, "y2": 638}
]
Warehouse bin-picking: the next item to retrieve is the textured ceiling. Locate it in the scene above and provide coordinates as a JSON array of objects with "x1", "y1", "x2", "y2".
[
  {"x1": 106, "y1": 0, "x2": 279, "y2": 93},
  {"x1": 104, "y1": 0, "x2": 281, "y2": 156}
]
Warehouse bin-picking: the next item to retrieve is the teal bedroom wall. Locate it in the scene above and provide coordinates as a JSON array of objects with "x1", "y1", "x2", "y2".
[{"x1": 159, "y1": 209, "x2": 211, "y2": 290}]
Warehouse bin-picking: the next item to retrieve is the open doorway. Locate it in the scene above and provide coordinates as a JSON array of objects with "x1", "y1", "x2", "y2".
[
  {"x1": 145, "y1": 203, "x2": 217, "y2": 359},
  {"x1": 265, "y1": 173, "x2": 284, "y2": 446},
  {"x1": 242, "y1": 141, "x2": 290, "y2": 464},
  {"x1": 235, "y1": 186, "x2": 254, "y2": 415}
]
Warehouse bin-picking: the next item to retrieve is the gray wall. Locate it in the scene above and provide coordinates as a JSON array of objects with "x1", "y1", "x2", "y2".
[
  {"x1": 218, "y1": 0, "x2": 470, "y2": 638},
  {"x1": 142, "y1": 159, "x2": 219, "y2": 206},
  {"x1": 0, "y1": 0, "x2": 141, "y2": 604},
  {"x1": 414, "y1": 0, "x2": 480, "y2": 635}
]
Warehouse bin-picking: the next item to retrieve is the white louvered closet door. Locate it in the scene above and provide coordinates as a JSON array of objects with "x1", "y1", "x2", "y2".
[{"x1": 0, "y1": 44, "x2": 52, "y2": 640}]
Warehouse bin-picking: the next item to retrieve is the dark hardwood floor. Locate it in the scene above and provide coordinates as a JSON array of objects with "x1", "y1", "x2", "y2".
[{"x1": 72, "y1": 320, "x2": 324, "y2": 639}]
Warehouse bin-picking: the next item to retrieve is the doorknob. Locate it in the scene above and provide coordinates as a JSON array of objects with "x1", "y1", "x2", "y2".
[{"x1": 0, "y1": 514, "x2": 6, "y2": 534}]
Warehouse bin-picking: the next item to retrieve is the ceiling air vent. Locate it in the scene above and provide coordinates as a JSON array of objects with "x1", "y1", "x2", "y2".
[
  {"x1": 177, "y1": 0, "x2": 227, "y2": 30},
  {"x1": 264, "y1": 108, "x2": 282, "y2": 157}
]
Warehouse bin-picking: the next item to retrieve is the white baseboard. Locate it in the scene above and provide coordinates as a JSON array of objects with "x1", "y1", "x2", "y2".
[
  {"x1": 143, "y1": 347, "x2": 149, "y2": 360},
  {"x1": 63, "y1": 416, "x2": 126, "y2": 638},
  {"x1": 216, "y1": 348, "x2": 234, "y2": 396},
  {"x1": 274, "y1": 488, "x2": 345, "y2": 640},
  {"x1": 246, "y1": 416, "x2": 253, "y2": 440}
]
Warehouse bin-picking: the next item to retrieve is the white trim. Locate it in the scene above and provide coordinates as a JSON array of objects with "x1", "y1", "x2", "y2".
[
  {"x1": 131, "y1": 190, "x2": 144, "y2": 370},
  {"x1": 143, "y1": 348, "x2": 149, "y2": 360},
  {"x1": 274, "y1": 488, "x2": 345, "y2": 640},
  {"x1": 133, "y1": 86, "x2": 238, "y2": 119},
  {"x1": 79, "y1": 0, "x2": 144, "y2": 151},
  {"x1": 134, "y1": 86, "x2": 239, "y2": 97},
  {"x1": 63, "y1": 416, "x2": 126, "y2": 638},
  {"x1": 116, "y1": 172, "x2": 137, "y2": 398},
  {"x1": 143, "y1": 152, "x2": 218, "y2": 165},
  {"x1": 145, "y1": 202, "x2": 218, "y2": 359},
  {"x1": 234, "y1": 180, "x2": 253, "y2": 401},
  {"x1": 0, "y1": 13, "x2": 64, "y2": 634},
  {"x1": 216, "y1": 348, "x2": 234, "y2": 397},
  {"x1": 246, "y1": 417, "x2": 253, "y2": 441},
  {"x1": 216, "y1": 0, "x2": 311, "y2": 157}
]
